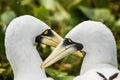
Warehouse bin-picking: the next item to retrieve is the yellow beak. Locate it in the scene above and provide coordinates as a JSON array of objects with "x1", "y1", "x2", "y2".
[{"x1": 41, "y1": 41, "x2": 83, "y2": 69}]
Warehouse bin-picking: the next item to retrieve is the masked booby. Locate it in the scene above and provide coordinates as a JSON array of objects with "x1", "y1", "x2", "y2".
[
  {"x1": 5, "y1": 15, "x2": 62, "y2": 80},
  {"x1": 42, "y1": 21, "x2": 120, "y2": 80}
]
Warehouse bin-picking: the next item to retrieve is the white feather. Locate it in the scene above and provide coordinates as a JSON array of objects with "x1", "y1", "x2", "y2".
[
  {"x1": 66, "y1": 21, "x2": 120, "y2": 80},
  {"x1": 5, "y1": 15, "x2": 53, "y2": 80}
]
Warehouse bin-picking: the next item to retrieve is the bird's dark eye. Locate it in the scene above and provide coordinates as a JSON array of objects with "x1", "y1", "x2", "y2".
[
  {"x1": 43, "y1": 30, "x2": 49, "y2": 35},
  {"x1": 35, "y1": 29, "x2": 54, "y2": 44},
  {"x1": 67, "y1": 38, "x2": 72, "y2": 43},
  {"x1": 63, "y1": 38, "x2": 73, "y2": 46},
  {"x1": 63, "y1": 38, "x2": 83, "y2": 51},
  {"x1": 41, "y1": 29, "x2": 53, "y2": 36}
]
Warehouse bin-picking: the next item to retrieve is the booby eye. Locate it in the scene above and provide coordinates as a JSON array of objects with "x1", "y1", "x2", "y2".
[
  {"x1": 63, "y1": 38, "x2": 83, "y2": 50},
  {"x1": 35, "y1": 29, "x2": 54, "y2": 44},
  {"x1": 43, "y1": 30, "x2": 49, "y2": 35},
  {"x1": 67, "y1": 38, "x2": 72, "y2": 43},
  {"x1": 41, "y1": 29, "x2": 54, "y2": 36}
]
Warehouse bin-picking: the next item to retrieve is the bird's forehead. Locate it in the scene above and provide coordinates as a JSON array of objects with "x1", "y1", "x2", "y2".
[
  {"x1": 39, "y1": 23, "x2": 51, "y2": 33},
  {"x1": 24, "y1": 16, "x2": 51, "y2": 34},
  {"x1": 65, "y1": 21, "x2": 105, "y2": 41},
  {"x1": 65, "y1": 27, "x2": 81, "y2": 43}
]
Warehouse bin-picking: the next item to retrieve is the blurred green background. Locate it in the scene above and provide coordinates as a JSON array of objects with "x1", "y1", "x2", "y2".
[{"x1": 0, "y1": 0, "x2": 120, "y2": 80}]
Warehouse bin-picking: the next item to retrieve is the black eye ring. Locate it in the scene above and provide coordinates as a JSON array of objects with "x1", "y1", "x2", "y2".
[
  {"x1": 43, "y1": 30, "x2": 49, "y2": 35},
  {"x1": 35, "y1": 29, "x2": 53, "y2": 44},
  {"x1": 63, "y1": 38, "x2": 84, "y2": 51},
  {"x1": 67, "y1": 38, "x2": 73, "y2": 43},
  {"x1": 63, "y1": 38, "x2": 73, "y2": 46},
  {"x1": 41, "y1": 29, "x2": 53, "y2": 37}
]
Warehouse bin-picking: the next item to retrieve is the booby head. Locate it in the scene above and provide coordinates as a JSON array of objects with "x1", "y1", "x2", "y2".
[
  {"x1": 41, "y1": 21, "x2": 117, "y2": 72},
  {"x1": 5, "y1": 15, "x2": 62, "y2": 80},
  {"x1": 5, "y1": 15, "x2": 62, "y2": 47}
]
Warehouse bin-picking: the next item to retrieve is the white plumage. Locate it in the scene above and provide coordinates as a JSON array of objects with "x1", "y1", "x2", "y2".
[
  {"x1": 71, "y1": 21, "x2": 120, "y2": 80},
  {"x1": 66, "y1": 21, "x2": 118, "y2": 73},
  {"x1": 5, "y1": 15, "x2": 54, "y2": 80},
  {"x1": 42, "y1": 21, "x2": 120, "y2": 80},
  {"x1": 74, "y1": 68, "x2": 120, "y2": 80}
]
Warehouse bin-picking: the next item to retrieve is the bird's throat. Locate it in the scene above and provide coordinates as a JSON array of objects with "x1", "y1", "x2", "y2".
[
  {"x1": 80, "y1": 48, "x2": 118, "y2": 75},
  {"x1": 6, "y1": 39, "x2": 47, "y2": 79}
]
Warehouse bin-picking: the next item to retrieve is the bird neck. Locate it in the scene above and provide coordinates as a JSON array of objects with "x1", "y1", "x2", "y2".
[
  {"x1": 80, "y1": 44, "x2": 118, "y2": 75},
  {"x1": 5, "y1": 38, "x2": 47, "y2": 80}
]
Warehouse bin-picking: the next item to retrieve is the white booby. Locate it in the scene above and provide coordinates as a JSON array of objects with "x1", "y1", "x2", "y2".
[
  {"x1": 5, "y1": 15, "x2": 62, "y2": 80},
  {"x1": 42, "y1": 21, "x2": 120, "y2": 80}
]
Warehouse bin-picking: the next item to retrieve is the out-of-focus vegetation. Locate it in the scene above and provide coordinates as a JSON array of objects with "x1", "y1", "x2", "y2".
[{"x1": 0, "y1": 0, "x2": 120, "y2": 80}]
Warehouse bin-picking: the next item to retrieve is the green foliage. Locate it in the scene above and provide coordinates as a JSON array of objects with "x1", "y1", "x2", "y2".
[
  {"x1": 46, "y1": 68, "x2": 68, "y2": 77},
  {"x1": 78, "y1": 6, "x2": 115, "y2": 27},
  {"x1": 1, "y1": 10, "x2": 16, "y2": 27},
  {"x1": 0, "y1": 0, "x2": 120, "y2": 80},
  {"x1": 54, "y1": 76, "x2": 74, "y2": 80}
]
